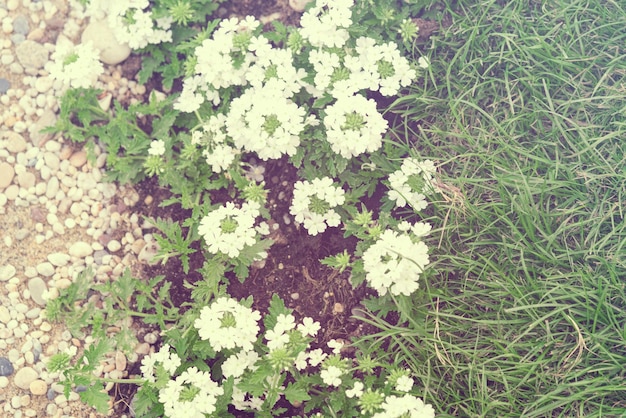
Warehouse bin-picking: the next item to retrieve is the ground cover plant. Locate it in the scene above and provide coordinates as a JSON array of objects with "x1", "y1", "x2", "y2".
[{"x1": 42, "y1": 0, "x2": 626, "y2": 417}]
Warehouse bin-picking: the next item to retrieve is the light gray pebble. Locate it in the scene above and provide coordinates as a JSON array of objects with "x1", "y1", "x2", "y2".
[
  {"x1": 27, "y1": 277, "x2": 48, "y2": 306},
  {"x1": 13, "y1": 15, "x2": 30, "y2": 35},
  {"x1": 69, "y1": 241, "x2": 93, "y2": 257},
  {"x1": 0, "y1": 306, "x2": 10, "y2": 323},
  {"x1": 15, "y1": 40, "x2": 49, "y2": 70},
  {"x1": 36, "y1": 262, "x2": 55, "y2": 277},
  {"x1": 47, "y1": 252, "x2": 70, "y2": 267},
  {"x1": 15, "y1": 228, "x2": 30, "y2": 240},
  {"x1": 14, "y1": 366, "x2": 38, "y2": 389},
  {"x1": 10, "y1": 33, "x2": 25, "y2": 44},
  {"x1": 0, "y1": 264, "x2": 16, "y2": 281}
]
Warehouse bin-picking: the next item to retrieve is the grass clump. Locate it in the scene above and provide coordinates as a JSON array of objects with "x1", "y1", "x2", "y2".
[{"x1": 368, "y1": 0, "x2": 626, "y2": 415}]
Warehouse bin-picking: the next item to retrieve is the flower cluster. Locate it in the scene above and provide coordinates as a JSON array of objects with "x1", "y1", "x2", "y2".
[
  {"x1": 140, "y1": 344, "x2": 182, "y2": 383},
  {"x1": 191, "y1": 114, "x2": 240, "y2": 173},
  {"x1": 290, "y1": 177, "x2": 345, "y2": 235},
  {"x1": 362, "y1": 224, "x2": 431, "y2": 296},
  {"x1": 46, "y1": 39, "x2": 104, "y2": 89},
  {"x1": 388, "y1": 158, "x2": 439, "y2": 211},
  {"x1": 197, "y1": 201, "x2": 261, "y2": 258},
  {"x1": 158, "y1": 366, "x2": 223, "y2": 418},
  {"x1": 299, "y1": 0, "x2": 354, "y2": 48},
  {"x1": 194, "y1": 297, "x2": 261, "y2": 352},
  {"x1": 323, "y1": 95, "x2": 389, "y2": 159},
  {"x1": 84, "y1": 0, "x2": 172, "y2": 49}
]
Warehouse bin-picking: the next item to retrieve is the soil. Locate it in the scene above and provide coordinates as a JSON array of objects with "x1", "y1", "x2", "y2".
[{"x1": 101, "y1": 1, "x2": 447, "y2": 416}]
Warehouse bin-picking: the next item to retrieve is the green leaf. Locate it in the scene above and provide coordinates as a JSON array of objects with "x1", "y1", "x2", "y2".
[
  {"x1": 284, "y1": 382, "x2": 311, "y2": 404},
  {"x1": 79, "y1": 384, "x2": 110, "y2": 414},
  {"x1": 264, "y1": 294, "x2": 292, "y2": 331}
]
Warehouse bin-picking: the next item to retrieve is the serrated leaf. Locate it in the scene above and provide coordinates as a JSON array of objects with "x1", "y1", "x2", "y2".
[
  {"x1": 264, "y1": 294, "x2": 292, "y2": 331},
  {"x1": 284, "y1": 382, "x2": 311, "y2": 404},
  {"x1": 79, "y1": 384, "x2": 110, "y2": 414}
]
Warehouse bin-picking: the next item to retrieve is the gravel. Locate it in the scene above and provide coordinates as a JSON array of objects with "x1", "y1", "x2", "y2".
[{"x1": 0, "y1": 1, "x2": 160, "y2": 417}]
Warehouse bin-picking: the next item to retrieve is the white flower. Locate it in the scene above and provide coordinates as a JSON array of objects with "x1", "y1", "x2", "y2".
[
  {"x1": 226, "y1": 84, "x2": 306, "y2": 160},
  {"x1": 289, "y1": 177, "x2": 345, "y2": 236},
  {"x1": 327, "y1": 339, "x2": 344, "y2": 354},
  {"x1": 418, "y1": 56, "x2": 430, "y2": 69},
  {"x1": 140, "y1": 344, "x2": 181, "y2": 383},
  {"x1": 294, "y1": 351, "x2": 309, "y2": 370},
  {"x1": 105, "y1": 5, "x2": 172, "y2": 50},
  {"x1": 222, "y1": 350, "x2": 260, "y2": 378},
  {"x1": 362, "y1": 229, "x2": 430, "y2": 296},
  {"x1": 307, "y1": 348, "x2": 327, "y2": 367},
  {"x1": 198, "y1": 201, "x2": 261, "y2": 258},
  {"x1": 275, "y1": 314, "x2": 296, "y2": 334},
  {"x1": 297, "y1": 317, "x2": 321, "y2": 337},
  {"x1": 395, "y1": 375, "x2": 414, "y2": 392},
  {"x1": 148, "y1": 139, "x2": 165, "y2": 156},
  {"x1": 346, "y1": 381, "x2": 364, "y2": 398},
  {"x1": 371, "y1": 394, "x2": 435, "y2": 418},
  {"x1": 45, "y1": 40, "x2": 104, "y2": 89},
  {"x1": 320, "y1": 365, "x2": 344, "y2": 387},
  {"x1": 324, "y1": 95, "x2": 388, "y2": 159},
  {"x1": 299, "y1": 0, "x2": 354, "y2": 48},
  {"x1": 387, "y1": 158, "x2": 439, "y2": 211},
  {"x1": 265, "y1": 328, "x2": 290, "y2": 351},
  {"x1": 159, "y1": 367, "x2": 224, "y2": 418},
  {"x1": 194, "y1": 297, "x2": 261, "y2": 352}
]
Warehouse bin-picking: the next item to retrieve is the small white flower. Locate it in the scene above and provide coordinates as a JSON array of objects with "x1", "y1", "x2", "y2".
[
  {"x1": 198, "y1": 201, "x2": 261, "y2": 258},
  {"x1": 346, "y1": 381, "x2": 364, "y2": 398},
  {"x1": 307, "y1": 349, "x2": 327, "y2": 367},
  {"x1": 387, "y1": 158, "x2": 439, "y2": 211},
  {"x1": 327, "y1": 339, "x2": 344, "y2": 354},
  {"x1": 159, "y1": 367, "x2": 224, "y2": 418},
  {"x1": 140, "y1": 344, "x2": 181, "y2": 383},
  {"x1": 194, "y1": 297, "x2": 261, "y2": 352},
  {"x1": 46, "y1": 39, "x2": 104, "y2": 89},
  {"x1": 320, "y1": 365, "x2": 344, "y2": 387},
  {"x1": 148, "y1": 139, "x2": 165, "y2": 156},
  {"x1": 297, "y1": 317, "x2": 321, "y2": 337},
  {"x1": 362, "y1": 229, "x2": 430, "y2": 296},
  {"x1": 324, "y1": 95, "x2": 388, "y2": 159},
  {"x1": 371, "y1": 394, "x2": 435, "y2": 418},
  {"x1": 289, "y1": 177, "x2": 345, "y2": 236},
  {"x1": 395, "y1": 375, "x2": 414, "y2": 392}
]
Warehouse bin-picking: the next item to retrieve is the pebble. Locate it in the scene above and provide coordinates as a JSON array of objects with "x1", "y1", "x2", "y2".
[
  {"x1": 12, "y1": 14, "x2": 30, "y2": 35},
  {"x1": 0, "y1": 264, "x2": 17, "y2": 281},
  {"x1": 14, "y1": 367, "x2": 38, "y2": 390},
  {"x1": 69, "y1": 150, "x2": 87, "y2": 168},
  {"x1": 81, "y1": 19, "x2": 131, "y2": 65},
  {"x1": 0, "y1": 162, "x2": 16, "y2": 188},
  {"x1": 17, "y1": 171, "x2": 36, "y2": 188},
  {"x1": 0, "y1": 306, "x2": 10, "y2": 323},
  {"x1": 36, "y1": 261, "x2": 55, "y2": 277},
  {"x1": 15, "y1": 40, "x2": 49, "y2": 70},
  {"x1": 107, "y1": 239, "x2": 121, "y2": 252},
  {"x1": 0, "y1": 357, "x2": 14, "y2": 376},
  {"x1": 27, "y1": 277, "x2": 48, "y2": 306},
  {"x1": 5, "y1": 132, "x2": 27, "y2": 153},
  {"x1": 68, "y1": 241, "x2": 93, "y2": 257},
  {"x1": 0, "y1": 78, "x2": 10, "y2": 94},
  {"x1": 47, "y1": 252, "x2": 70, "y2": 267},
  {"x1": 29, "y1": 380, "x2": 48, "y2": 396}
]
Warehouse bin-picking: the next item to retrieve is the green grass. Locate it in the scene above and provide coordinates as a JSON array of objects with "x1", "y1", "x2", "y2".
[{"x1": 366, "y1": 0, "x2": 626, "y2": 416}]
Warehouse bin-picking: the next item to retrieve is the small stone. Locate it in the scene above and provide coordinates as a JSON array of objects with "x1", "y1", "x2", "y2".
[
  {"x1": 107, "y1": 240, "x2": 121, "y2": 252},
  {"x1": 0, "y1": 306, "x2": 10, "y2": 323},
  {"x1": 69, "y1": 241, "x2": 94, "y2": 258},
  {"x1": 15, "y1": 228, "x2": 30, "y2": 240},
  {"x1": 13, "y1": 15, "x2": 30, "y2": 35},
  {"x1": 0, "y1": 162, "x2": 15, "y2": 188},
  {"x1": 69, "y1": 150, "x2": 87, "y2": 167},
  {"x1": 17, "y1": 171, "x2": 36, "y2": 188},
  {"x1": 143, "y1": 332, "x2": 157, "y2": 344},
  {"x1": 34, "y1": 76, "x2": 53, "y2": 94},
  {"x1": 0, "y1": 357, "x2": 13, "y2": 376},
  {"x1": 27, "y1": 27, "x2": 44, "y2": 42},
  {"x1": 36, "y1": 262, "x2": 55, "y2": 277},
  {"x1": 46, "y1": 176, "x2": 59, "y2": 198},
  {"x1": 290, "y1": 292, "x2": 300, "y2": 300},
  {"x1": 28, "y1": 277, "x2": 48, "y2": 306},
  {"x1": 4, "y1": 132, "x2": 27, "y2": 153},
  {"x1": 47, "y1": 252, "x2": 70, "y2": 267},
  {"x1": 81, "y1": 20, "x2": 131, "y2": 65},
  {"x1": 15, "y1": 40, "x2": 49, "y2": 70},
  {"x1": 28, "y1": 109, "x2": 57, "y2": 146},
  {"x1": 29, "y1": 380, "x2": 47, "y2": 396},
  {"x1": 115, "y1": 352, "x2": 126, "y2": 371},
  {"x1": 332, "y1": 303, "x2": 345, "y2": 314},
  {"x1": 0, "y1": 78, "x2": 10, "y2": 94},
  {"x1": 0, "y1": 264, "x2": 17, "y2": 281},
  {"x1": 14, "y1": 367, "x2": 38, "y2": 390}
]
